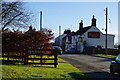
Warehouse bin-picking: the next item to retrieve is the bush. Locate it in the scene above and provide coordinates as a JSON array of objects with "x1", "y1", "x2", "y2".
[{"x1": 2, "y1": 27, "x2": 54, "y2": 54}]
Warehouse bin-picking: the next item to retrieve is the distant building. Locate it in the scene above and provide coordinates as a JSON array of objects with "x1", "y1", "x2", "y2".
[
  {"x1": 55, "y1": 15, "x2": 115, "y2": 53},
  {"x1": 55, "y1": 31, "x2": 68, "y2": 51}
]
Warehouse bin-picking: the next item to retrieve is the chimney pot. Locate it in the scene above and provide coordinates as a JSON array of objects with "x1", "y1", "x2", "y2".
[
  {"x1": 91, "y1": 15, "x2": 96, "y2": 26},
  {"x1": 29, "y1": 26, "x2": 32, "y2": 30},
  {"x1": 79, "y1": 20, "x2": 83, "y2": 30}
]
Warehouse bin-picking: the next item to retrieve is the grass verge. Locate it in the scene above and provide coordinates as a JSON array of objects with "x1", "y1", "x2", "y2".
[
  {"x1": 2, "y1": 57, "x2": 90, "y2": 80},
  {"x1": 94, "y1": 54, "x2": 116, "y2": 58}
]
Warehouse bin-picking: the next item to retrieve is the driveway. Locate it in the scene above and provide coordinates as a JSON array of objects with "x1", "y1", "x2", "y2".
[{"x1": 58, "y1": 54, "x2": 120, "y2": 80}]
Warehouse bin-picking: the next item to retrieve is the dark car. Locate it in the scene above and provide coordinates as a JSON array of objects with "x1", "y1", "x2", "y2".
[
  {"x1": 110, "y1": 54, "x2": 120, "y2": 74},
  {"x1": 66, "y1": 48, "x2": 79, "y2": 54},
  {"x1": 52, "y1": 46, "x2": 62, "y2": 55},
  {"x1": 67, "y1": 48, "x2": 76, "y2": 53}
]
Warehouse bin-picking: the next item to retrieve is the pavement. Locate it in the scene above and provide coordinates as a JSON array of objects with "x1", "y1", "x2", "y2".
[{"x1": 58, "y1": 54, "x2": 120, "y2": 80}]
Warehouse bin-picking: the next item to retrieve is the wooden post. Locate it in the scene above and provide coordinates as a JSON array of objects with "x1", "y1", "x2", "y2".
[
  {"x1": 24, "y1": 49, "x2": 28, "y2": 65},
  {"x1": 24, "y1": 53, "x2": 26, "y2": 65},
  {"x1": 22, "y1": 53, "x2": 23, "y2": 62},
  {"x1": 105, "y1": 8, "x2": 108, "y2": 55},
  {"x1": 59, "y1": 25, "x2": 61, "y2": 47},
  {"x1": 24, "y1": 52, "x2": 28, "y2": 65},
  {"x1": 26, "y1": 52, "x2": 29, "y2": 64},
  {"x1": 7, "y1": 52, "x2": 9, "y2": 61},
  {"x1": 3, "y1": 53, "x2": 4, "y2": 60},
  {"x1": 40, "y1": 54, "x2": 42, "y2": 65},
  {"x1": 54, "y1": 53, "x2": 58, "y2": 68}
]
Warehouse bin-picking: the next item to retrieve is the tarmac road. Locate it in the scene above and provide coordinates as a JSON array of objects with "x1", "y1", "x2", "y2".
[{"x1": 59, "y1": 54, "x2": 120, "y2": 80}]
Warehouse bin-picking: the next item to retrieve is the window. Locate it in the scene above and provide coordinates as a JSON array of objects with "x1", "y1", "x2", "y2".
[{"x1": 78, "y1": 37, "x2": 82, "y2": 42}]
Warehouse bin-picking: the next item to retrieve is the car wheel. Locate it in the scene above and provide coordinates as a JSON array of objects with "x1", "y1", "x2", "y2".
[{"x1": 110, "y1": 66, "x2": 115, "y2": 74}]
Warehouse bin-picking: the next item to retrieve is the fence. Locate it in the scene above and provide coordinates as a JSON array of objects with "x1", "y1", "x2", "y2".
[
  {"x1": 2, "y1": 51, "x2": 26, "y2": 64},
  {"x1": 2, "y1": 49, "x2": 59, "y2": 68},
  {"x1": 83, "y1": 47, "x2": 119, "y2": 55}
]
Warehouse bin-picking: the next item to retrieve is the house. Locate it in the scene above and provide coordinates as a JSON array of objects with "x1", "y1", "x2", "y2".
[
  {"x1": 65, "y1": 15, "x2": 115, "y2": 53},
  {"x1": 55, "y1": 30, "x2": 69, "y2": 51}
]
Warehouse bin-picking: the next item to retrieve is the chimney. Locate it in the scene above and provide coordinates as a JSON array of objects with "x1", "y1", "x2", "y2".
[
  {"x1": 79, "y1": 20, "x2": 83, "y2": 30},
  {"x1": 91, "y1": 15, "x2": 96, "y2": 26},
  {"x1": 29, "y1": 26, "x2": 32, "y2": 30}
]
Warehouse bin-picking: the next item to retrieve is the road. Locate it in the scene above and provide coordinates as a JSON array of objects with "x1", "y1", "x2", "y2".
[{"x1": 58, "y1": 54, "x2": 120, "y2": 80}]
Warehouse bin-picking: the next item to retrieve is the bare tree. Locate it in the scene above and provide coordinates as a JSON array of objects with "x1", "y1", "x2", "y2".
[{"x1": 1, "y1": 1, "x2": 33, "y2": 32}]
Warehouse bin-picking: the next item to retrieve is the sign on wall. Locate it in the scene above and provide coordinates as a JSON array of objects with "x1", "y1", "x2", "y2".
[{"x1": 88, "y1": 32, "x2": 100, "y2": 38}]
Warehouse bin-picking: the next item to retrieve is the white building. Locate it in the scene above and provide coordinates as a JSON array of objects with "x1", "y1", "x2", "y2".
[
  {"x1": 55, "y1": 30, "x2": 71, "y2": 51},
  {"x1": 65, "y1": 16, "x2": 115, "y2": 53},
  {"x1": 55, "y1": 34, "x2": 67, "y2": 47}
]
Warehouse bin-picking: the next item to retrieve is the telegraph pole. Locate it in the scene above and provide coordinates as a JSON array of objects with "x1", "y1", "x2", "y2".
[
  {"x1": 59, "y1": 25, "x2": 61, "y2": 47},
  {"x1": 40, "y1": 11, "x2": 42, "y2": 31},
  {"x1": 105, "y1": 8, "x2": 108, "y2": 55}
]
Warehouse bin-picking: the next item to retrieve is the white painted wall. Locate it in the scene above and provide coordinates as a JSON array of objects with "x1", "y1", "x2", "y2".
[
  {"x1": 102, "y1": 34, "x2": 115, "y2": 48},
  {"x1": 55, "y1": 34, "x2": 67, "y2": 46},
  {"x1": 65, "y1": 26, "x2": 115, "y2": 52},
  {"x1": 84, "y1": 26, "x2": 115, "y2": 48}
]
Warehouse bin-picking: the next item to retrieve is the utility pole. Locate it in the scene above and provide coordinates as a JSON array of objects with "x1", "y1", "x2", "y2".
[
  {"x1": 105, "y1": 8, "x2": 108, "y2": 55},
  {"x1": 59, "y1": 25, "x2": 61, "y2": 47},
  {"x1": 40, "y1": 11, "x2": 42, "y2": 31}
]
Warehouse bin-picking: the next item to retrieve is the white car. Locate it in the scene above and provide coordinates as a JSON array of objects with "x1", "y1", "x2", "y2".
[{"x1": 53, "y1": 46, "x2": 62, "y2": 55}]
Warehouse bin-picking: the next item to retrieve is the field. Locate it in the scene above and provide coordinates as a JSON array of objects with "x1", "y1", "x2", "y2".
[{"x1": 1, "y1": 57, "x2": 90, "y2": 80}]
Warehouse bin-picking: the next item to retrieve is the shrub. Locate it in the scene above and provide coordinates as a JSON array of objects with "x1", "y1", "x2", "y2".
[{"x1": 2, "y1": 27, "x2": 54, "y2": 54}]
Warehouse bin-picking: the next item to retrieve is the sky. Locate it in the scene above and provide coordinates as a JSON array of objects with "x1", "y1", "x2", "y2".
[{"x1": 23, "y1": 2, "x2": 118, "y2": 44}]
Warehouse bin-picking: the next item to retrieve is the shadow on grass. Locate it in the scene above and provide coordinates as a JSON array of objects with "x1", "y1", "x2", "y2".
[
  {"x1": 2, "y1": 62, "x2": 23, "y2": 65},
  {"x1": 68, "y1": 72, "x2": 93, "y2": 80},
  {"x1": 83, "y1": 71, "x2": 120, "y2": 80},
  {"x1": 68, "y1": 72, "x2": 120, "y2": 80},
  {"x1": 58, "y1": 62, "x2": 67, "y2": 63},
  {"x1": 2, "y1": 62, "x2": 56, "y2": 68},
  {"x1": 33, "y1": 65, "x2": 54, "y2": 68},
  {"x1": 1, "y1": 78, "x2": 72, "y2": 80}
]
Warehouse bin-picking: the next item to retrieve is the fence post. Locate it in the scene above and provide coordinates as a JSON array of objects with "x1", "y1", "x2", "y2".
[
  {"x1": 26, "y1": 52, "x2": 29, "y2": 64},
  {"x1": 40, "y1": 54, "x2": 42, "y2": 65},
  {"x1": 24, "y1": 53, "x2": 26, "y2": 65},
  {"x1": 22, "y1": 53, "x2": 23, "y2": 62},
  {"x1": 7, "y1": 52, "x2": 9, "y2": 61},
  {"x1": 3, "y1": 53, "x2": 4, "y2": 60},
  {"x1": 54, "y1": 52, "x2": 58, "y2": 68},
  {"x1": 24, "y1": 48, "x2": 28, "y2": 65}
]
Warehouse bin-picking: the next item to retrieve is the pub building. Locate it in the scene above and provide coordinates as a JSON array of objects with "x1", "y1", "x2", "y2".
[{"x1": 63, "y1": 15, "x2": 115, "y2": 53}]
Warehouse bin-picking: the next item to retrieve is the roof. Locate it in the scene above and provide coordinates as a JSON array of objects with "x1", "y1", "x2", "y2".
[
  {"x1": 60, "y1": 34, "x2": 67, "y2": 39},
  {"x1": 55, "y1": 34, "x2": 67, "y2": 41},
  {"x1": 75, "y1": 26, "x2": 92, "y2": 35},
  {"x1": 103, "y1": 34, "x2": 115, "y2": 37}
]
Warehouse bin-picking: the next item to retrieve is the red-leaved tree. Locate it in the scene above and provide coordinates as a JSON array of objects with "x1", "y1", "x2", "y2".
[{"x1": 2, "y1": 27, "x2": 54, "y2": 53}]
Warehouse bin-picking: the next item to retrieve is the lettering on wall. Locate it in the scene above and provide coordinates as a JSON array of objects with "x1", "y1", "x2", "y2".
[{"x1": 88, "y1": 32, "x2": 100, "y2": 38}]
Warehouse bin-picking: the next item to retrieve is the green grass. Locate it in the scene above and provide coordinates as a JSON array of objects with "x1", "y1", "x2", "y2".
[
  {"x1": 94, "y1": 54, "x2": 116, "y2": 58},
  {"x1": 2, "y1": 57, "x2": 90, "y2": 80}
]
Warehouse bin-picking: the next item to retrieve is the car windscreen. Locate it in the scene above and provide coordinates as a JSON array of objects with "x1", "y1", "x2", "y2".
[
  {"x1": 116, "y1": 54, "x2": 120, "y2": 61},
  {"x1": 53, "y1": 46, "x2": 61, "y2": 50}
]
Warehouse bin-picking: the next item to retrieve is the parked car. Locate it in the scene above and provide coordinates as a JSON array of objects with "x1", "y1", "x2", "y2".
[
  {"x1": 110, "y1": 54, "x2": 120, "y2": 74},
  {"x1": 66, "y1": 48, "x2": 79, "y2": 54},
  {"x1": 52, "y1": 46, "x2": 62, "y2": 55},
  {"x1": 67, "y1": 48, "x2": 76, "y2": 53}
]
